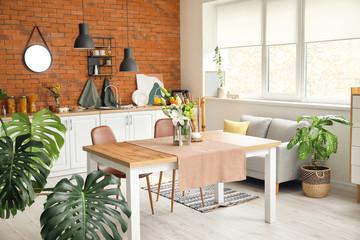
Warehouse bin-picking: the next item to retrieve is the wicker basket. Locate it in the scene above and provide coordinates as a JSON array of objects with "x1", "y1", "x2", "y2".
[{"x1": 301, "y1": 165, "x2": 331, "y2": 198}]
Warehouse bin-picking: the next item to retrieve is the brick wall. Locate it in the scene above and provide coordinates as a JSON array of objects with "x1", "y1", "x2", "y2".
[{"x1": 0, "y1": 0, "x2": 180, "y2": 110}]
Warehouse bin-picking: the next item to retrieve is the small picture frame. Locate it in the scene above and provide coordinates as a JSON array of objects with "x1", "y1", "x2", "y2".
[{"x1": 205, "y1": 71, "x2": 225, "y2": 97}]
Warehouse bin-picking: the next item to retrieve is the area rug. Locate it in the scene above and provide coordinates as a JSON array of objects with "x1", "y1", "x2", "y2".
[{"x1": 143, "y1": 181, "x2": 259, "y2": 213}]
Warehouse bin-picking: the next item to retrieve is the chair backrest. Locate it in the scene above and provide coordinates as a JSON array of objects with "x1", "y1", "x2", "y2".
[
  {"x1": 91, "y1": 126, "x2": 117, "y2": 145},
  {"x1": 154, "y1": 118, "x2": 173, "y2": 138}
]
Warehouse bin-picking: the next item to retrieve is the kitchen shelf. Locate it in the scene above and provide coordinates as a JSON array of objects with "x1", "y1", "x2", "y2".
[
  {"x1": 87, "y1": 37, "x2": 116, "y2": 78},
  {"x1": 89, "y1": 74, "x2": 116, "y2": 76}
]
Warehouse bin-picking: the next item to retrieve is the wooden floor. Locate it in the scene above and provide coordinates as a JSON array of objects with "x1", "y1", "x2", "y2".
[{"x1": 1, "y1": 171, "x2": 359, "y2": 240}]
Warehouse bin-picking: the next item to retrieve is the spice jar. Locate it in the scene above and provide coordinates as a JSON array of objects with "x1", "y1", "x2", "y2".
[
  {"x1": 19, "y1": 96, "x2": 27, "y2": 113},
  {"x1": 27, "y1": 95, "x2": 37, "y2": 113},
  {"x1": 7, "y1": 96, "x2": 15, "y2": 114}
]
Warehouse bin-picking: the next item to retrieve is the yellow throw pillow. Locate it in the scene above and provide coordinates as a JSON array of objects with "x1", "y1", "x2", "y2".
[{"x1": 223, "y1": 119, "x2": 250, "y2": 135}]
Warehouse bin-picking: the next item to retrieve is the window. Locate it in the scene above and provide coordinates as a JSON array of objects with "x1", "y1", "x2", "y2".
[
  {"x1": 221, "y1": 47, "x2": 262, "y2": 96},
  {"x1": 268, "y1": 44, "x2": 296, "y2": 94},
  {"x1": 306, "y1": 39, "x2": 360, "y2": 100},
  {"x1": 210, "y1": 0, "x2": 360, "y2": 104}
]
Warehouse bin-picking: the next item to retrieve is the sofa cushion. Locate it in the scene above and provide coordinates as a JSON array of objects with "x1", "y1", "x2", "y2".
[
  {"x1": 266, "y1": 118, "x2": 310, "y2": 142},
  {"x1": 224, "y1": 119, "x2": 250, "y2": 135},
  {"x1": 240, "y1": 115, "x2": 272, "y2": 138}
]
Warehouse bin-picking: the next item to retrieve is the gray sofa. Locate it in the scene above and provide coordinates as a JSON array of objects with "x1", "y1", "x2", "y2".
[{"x1": 239, "y1": 115, "x2": 310, "y2": 192}]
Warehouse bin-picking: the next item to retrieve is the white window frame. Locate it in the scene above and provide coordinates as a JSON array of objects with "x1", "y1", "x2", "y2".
[{"x1": 212, "y1": 0, "x2": 360, "y2": 105}]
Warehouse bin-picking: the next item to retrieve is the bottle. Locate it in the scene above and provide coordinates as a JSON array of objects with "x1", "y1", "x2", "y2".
[
  {"x1": 2, "y1": 105, "x2": 6, "y2": 116},
  {"x1": 7, "y1": 96, "x2": 15, "y2": 114},
  {"x1": 19, "y1": 96, "x2": 27, "y2": 113},
  {"x1": 94, "y1": 65, "x2": 99, "y2": 75},
  {"x1": 106, "y1": 45, "x2": 111, "y2": 56}
]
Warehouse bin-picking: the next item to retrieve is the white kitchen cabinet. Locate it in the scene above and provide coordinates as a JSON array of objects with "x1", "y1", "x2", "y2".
[
  {"x1": 100, "y1": 110, "x2": 155, "y2": 141},
  {"x1": 350, "y1": 87, "x2": 360, "y2": 203},
  {"x1": 51, "y1": 114, "x2": 100, "y2": 177}
]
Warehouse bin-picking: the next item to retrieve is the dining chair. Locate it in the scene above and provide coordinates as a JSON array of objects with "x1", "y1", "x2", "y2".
[
  {"x1": 154, "y1": 118, "x2": 205, "y2": 212},
  {"x1": 91, "y1": 125, "x2": 154, "y2": 215}
]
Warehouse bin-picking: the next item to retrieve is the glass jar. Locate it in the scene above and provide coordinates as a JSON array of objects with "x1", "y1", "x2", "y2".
[
  {"x1": 7, "y1": 96, "x2": 15, "y2": 114},
  {"x1": 19, "y1": 96, "x2": 27, "y2": 113},
  {"x1": 173, "y1": 121, "x2": 191, "y2": 146}
]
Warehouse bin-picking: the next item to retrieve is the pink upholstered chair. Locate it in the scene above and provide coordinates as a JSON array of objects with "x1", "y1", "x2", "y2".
[{"x1": 91, "y1": 125, "x2": 154, "y2": 214}]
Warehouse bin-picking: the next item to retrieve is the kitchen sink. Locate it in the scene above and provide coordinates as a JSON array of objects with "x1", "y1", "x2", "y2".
[{"x1": 96, "y1": 104, "x2": 137, "y2": 110}]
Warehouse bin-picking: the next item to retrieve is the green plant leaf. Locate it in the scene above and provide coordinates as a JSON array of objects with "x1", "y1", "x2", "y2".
[
  {"x1": 0, "y1": 89, "x2": 7, "y2": 100},
  {"x1": 324, "y1": 130, "x2": 338, "y2": 155},
  {"x1": 4, "y1": 109, "x2": 66, "y2": 161},
  {"x1": 308, "y1": 126, "x2": 320, "y2": 140},
  {"x1": 287, "y1": 128, "x2": 303, "y2": 150},
  {"x1": 40, "y1": 171, "x2": 131, "y2": 240},
  {"x1": 297, "y1": 115, "x2": 317, "y2": 123},
  {"x1": 298, "y1": 141, "x2": 310, "y2": 161},
  {"x1": 0, "y1": 134, "x2": 51, "y2": 219},
  {"x1": 325, "y1": 115, "x2": 353, "y2": 126}
]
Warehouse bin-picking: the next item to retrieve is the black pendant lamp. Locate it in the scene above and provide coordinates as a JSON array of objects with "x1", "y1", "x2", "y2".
[
  {"x1": 120, "y1": 0, "x2": 139, "y2": 72},
  {"x1": 74, "y1": 0, "x2": 95, "y2": 49}
]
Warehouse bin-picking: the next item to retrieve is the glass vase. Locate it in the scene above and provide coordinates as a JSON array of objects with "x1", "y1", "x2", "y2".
[
  {"x1": 173, "y1": 121, "x2": 191, "y2": 146},
  {"x1": 54, "y1": 97, "x2": 60, "y2": 109}
]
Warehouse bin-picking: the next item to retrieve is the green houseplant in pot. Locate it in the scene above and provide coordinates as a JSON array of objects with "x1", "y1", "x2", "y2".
[
  {"x1": 212, "y1": 46, "x2": 226, "y2": 98},
  {"x1": 287, "y1": 115, "x2": 352, "y2": 198},
  {"x1": 0, "y1": 89, "x2": 131, "y2": 239}
]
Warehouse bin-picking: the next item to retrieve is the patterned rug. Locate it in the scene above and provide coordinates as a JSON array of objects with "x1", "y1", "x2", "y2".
[{"x1": 144, "y1": 181, "x2": 259, "y2": 213}]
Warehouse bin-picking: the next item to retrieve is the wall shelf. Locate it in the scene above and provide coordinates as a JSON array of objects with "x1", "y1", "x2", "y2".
[{"x1": 87, "y1": 37, "x2": 116, "y2": 78}]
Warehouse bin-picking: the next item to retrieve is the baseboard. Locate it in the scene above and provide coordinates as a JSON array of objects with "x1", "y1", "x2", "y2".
[{"x1": 331, "y1": 180, "x2": 357, "y2": 193}]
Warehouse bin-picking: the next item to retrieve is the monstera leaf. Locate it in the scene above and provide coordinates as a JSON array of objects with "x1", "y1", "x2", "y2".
[
  {"x1": 0, "y1": 134, "x2": 51, "y2": 219},
  {"x1": 4, "y1": 109, "x2": 66, "y2": 161},
  {"x1": 40, "y1": 171, "x2": 131, "y2": 240}
]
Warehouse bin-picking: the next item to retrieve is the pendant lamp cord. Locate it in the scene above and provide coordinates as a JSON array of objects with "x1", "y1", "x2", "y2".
[
  {"x1": 126, "y1": 0, "x2": 130, "y2": 48},
  {"x1": 82, "y1": 0, "x2": 85, "y2": 23}
]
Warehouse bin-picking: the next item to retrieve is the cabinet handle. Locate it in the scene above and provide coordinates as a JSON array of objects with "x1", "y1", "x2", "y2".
[
  {"x1": 70, "y1": 119, "x2": 73, "y2": 131},
  {"x1": 125, "y1": 115, "x2": 128, "y2": 126},
  {"x1": 64, "y1": 120, "x2": 68, "y2": 130},
  {"x1": 130, "y1": 115, "x2": 133, "y2": 125}
]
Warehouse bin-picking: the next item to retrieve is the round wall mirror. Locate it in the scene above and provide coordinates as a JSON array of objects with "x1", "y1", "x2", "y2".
[{"x1": 24, "y1": 44, "x2": 53, "y2": 73}]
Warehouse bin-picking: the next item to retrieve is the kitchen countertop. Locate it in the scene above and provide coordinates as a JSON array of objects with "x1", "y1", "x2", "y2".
[{"x1": 0, "y1": 105, "x2": 163, "y2": 121}]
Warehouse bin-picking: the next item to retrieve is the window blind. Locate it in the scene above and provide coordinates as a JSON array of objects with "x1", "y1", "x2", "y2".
[
  {"x1": 216, "y1": 0, "x2": 262, "y2": 48},
  {"x1": 266, "y1": 0, "x2": 297, "y2": 45},
  {"x1": 304, "y1": 0, "x2": 360, "y2": 43}
]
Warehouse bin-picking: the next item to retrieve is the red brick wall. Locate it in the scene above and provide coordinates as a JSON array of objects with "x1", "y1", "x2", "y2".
[{"x1": 0, "y1": 0, "x2": 180, "y2": 110}]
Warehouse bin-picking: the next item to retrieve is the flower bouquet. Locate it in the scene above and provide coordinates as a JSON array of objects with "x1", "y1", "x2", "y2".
[
  {"x1": 42, "y1": 83, "x2": 60, "y2": 111},
  {"x1": 160, "y1": 87, "x2": 196, "y2": 146}
]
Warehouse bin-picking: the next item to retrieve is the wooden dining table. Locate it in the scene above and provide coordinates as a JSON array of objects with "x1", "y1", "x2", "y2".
[{"x1": 83, "y1": 131, "x2": 281, "y2": 240}]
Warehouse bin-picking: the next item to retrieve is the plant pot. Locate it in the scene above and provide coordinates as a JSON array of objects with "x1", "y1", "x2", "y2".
[
  {"x1": 217, "y1": 86, "x2": 227, "y2": 98},
  {"x1": 301, "y1": 165, "x2": 331, "y2": 198}
]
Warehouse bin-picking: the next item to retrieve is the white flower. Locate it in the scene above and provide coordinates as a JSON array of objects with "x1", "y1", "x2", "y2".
[{"x1": 169, "y1": 107, "x2": 188, "y2": 126}]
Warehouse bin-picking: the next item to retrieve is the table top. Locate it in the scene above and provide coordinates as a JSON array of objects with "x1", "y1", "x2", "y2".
[{"x1": 83, "y1": 131, "x2": 281, "y2": 168}]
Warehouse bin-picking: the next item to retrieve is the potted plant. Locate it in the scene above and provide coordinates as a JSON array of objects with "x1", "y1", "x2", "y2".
[
  {"x1": 212, "y1": 46, "x2": 226, "y2": 98},
  {"x1": 287, "y1": 115, "x2": 352, "y2": 198},
  {"x1": 42, "y1": 83, "x2": 61, "y2": 112},
  {"x1": 0, "y1": 89, "x2": 131, "y2": 239}
]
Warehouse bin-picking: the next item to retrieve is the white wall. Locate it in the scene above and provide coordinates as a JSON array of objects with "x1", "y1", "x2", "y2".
[{"x1": 180, "y1": 0, "x2": 354, "y2": 188}]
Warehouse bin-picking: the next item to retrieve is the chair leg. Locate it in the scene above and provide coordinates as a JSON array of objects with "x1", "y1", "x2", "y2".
[
  {"x1": 171, "y1": 169, "x2": 176, "y2": 212},
  {"x1": 200, "y1": 187, "x2": 205, "y2": 206},
  {"x1": 276, "y1": 183, "x2": 279, "y2": 195},
  {"x1": 157, "y1": 171, "x2": 163, "y2": 201},
  {"x1": 146, "y1": 175, "x2": 154, "y2": 215}
]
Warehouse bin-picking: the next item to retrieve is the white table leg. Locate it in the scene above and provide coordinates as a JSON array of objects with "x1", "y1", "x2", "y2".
[
  {"x1": 214, "y1": 183, "x2": 224, "y2": 203},
  {"x1": 126, "y1": 168, "x2": 140, "y2": 240},
  {"x1": 265, "y1": 147, "x2": 276, "y2": 223},
  {"x1": 87, "y1": 153, "x2": 97, "y2": 174}
]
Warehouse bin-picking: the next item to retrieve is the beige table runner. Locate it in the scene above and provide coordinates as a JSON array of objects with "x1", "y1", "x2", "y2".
[{"x1": 128, "y1": 137, "x2": 246, "y2": 191}]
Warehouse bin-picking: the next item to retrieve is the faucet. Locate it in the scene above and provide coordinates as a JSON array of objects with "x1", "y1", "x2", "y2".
[{"x1": 104, "y1": 84, "x2": 121, "y2": 107}]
